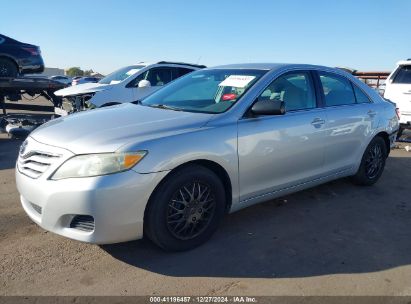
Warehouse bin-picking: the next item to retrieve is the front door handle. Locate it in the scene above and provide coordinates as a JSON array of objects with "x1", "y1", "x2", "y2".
[{"x1": 311, "y1": 118, "x2": 325, "y2": 127}]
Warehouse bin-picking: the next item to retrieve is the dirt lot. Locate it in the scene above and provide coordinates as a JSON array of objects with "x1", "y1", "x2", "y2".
[{"x1": 1, "y1": 98, "x2": 411, "y2": 296}]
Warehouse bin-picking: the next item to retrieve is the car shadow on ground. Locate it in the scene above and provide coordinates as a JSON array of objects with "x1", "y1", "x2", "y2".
[{"x1": 102, "y1": 155, "x2": 411, "y2": 279}]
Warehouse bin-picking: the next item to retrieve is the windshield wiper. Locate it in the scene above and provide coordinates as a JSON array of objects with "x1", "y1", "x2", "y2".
[{"x1": 147, "y1": 104, "x2": 184, "y2": 111}]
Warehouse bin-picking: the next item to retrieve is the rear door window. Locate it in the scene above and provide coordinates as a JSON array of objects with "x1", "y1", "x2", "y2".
[
  {"x1": 393, "y1": 65, "x2": 411, "y2": 84},
  {"x1": 319, "y1": 73, "x2": 356, "y2": 106}
]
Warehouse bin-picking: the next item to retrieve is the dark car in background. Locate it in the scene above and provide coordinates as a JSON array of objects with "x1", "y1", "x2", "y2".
[{"x1": 0, "y1": 34, "x2": 44, "y2": 78}]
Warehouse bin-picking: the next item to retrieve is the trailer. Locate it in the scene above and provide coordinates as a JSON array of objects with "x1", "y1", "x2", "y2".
[{"x1": 0, "y1": 76, "x2": 66, "y2": 138}]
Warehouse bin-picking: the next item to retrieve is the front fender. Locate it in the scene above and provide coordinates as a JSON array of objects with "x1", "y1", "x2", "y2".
[{"x1": 122, "y1": 123, "x2": 240, "y2": 207}]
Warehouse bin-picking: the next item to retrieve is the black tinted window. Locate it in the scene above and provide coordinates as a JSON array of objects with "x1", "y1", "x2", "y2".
[
  {"x1": 393, "y1": 65, "x2": 411, "y2": 84},
  {"x1": 319, "y1": 73, "x2": 356, "y2": 106},
  {"x1": 172, "y1": 68, "x2": 194, "y2": 79},
  {"x1": 146, "y1": 68, "x2": 172, "y2": 86},
  {"x1": 259, "y1": 72, "x2": 316, "y2": 111}
]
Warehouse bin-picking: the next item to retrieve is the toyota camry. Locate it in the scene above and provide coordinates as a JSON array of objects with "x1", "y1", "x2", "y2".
[{"x1": 16, "y1": 63, "x2": 399, "y2": 251}]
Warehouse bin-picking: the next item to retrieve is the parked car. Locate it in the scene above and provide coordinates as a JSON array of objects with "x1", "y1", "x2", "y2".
[
  {"x1": 54, "y1": 61, "x2": 205, "y2": 114},
  {"x1": 16, "y1": 63, "x2": 399, "y2": 251},
  {"x1": 384, "y1": 59, "x2": 411, "y2": 138},
  {"x1": 0, "y1": 34, "x2": 44, "y2": 78},
  {"x1": 49, "y1": 75, "x2": 71, "y2": 86},
  {"x1": 72, "y1": 76, "x2": 100, "y2": 86}
]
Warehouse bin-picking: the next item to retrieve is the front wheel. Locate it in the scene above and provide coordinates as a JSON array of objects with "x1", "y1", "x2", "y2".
[
  {"x1": 144, "y1": 165, "x2": 226, "y2": 251},
  {"x1": 351, "y1": 136, "x2": 387, "y2": 186}
]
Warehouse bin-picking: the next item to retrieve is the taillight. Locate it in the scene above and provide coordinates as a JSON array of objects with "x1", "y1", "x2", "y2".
[
  {"x1": 396, "y1": 108, "x2": 401, "y2": 119},
  {"x1": 21, "y1": 47, "x2": 40, "y2": 56}
]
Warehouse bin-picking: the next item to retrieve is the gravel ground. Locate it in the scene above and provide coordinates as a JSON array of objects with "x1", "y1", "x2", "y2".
[{"x1": 1, "y1": 98, "x2": 411, "y2": 296}]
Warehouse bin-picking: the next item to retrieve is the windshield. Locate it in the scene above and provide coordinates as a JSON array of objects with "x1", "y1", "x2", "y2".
[
  {"x1": 99, "y1": 65, "x2": 146, "y2": 84},
  {"x1": 141, "y1": 69, "x2": 267, "y2": 113}
]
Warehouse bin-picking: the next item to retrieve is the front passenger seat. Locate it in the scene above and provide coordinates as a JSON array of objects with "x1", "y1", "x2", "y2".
[{"x1": 283, "y1": 85, "x2": 305, "y2": 111}]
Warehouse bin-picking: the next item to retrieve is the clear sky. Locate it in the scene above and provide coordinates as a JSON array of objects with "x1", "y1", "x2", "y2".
[{"x1": 1, "y1": 0, "x2": 410, "y2": 74}]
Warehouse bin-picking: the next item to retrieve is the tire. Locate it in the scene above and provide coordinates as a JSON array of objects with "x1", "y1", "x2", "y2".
[
  {"x1": 144, "y1": 164, "x2": 226, "y2": 251},
  {"x1": 0, "y1": 58, "x2": 18, "y2": 78},
  {"x1": 396, "y1": 127, "x2": 404, "y2": 140},
  {"x1": 351, "y1": 136, "x2": 387, "y2": 186}
]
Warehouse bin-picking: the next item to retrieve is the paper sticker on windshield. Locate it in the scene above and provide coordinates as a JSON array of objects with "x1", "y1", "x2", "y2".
[
  {"x1": 126, "y1": 69, "x2": 140, "y2": 76},
  {"x1": 219, "y1": 75, "x2": 256, "y2": 88}
]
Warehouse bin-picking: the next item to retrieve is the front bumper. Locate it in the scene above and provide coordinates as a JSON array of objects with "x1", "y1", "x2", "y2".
[{"x1": 16, "y1": 165, "x2": 169, "y2": 244}]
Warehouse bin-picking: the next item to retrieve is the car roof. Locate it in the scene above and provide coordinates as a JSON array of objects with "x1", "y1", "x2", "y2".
[
  {"x1": 209, "y1": 63, "x2": 334, "y2": 71},
  {"x1": 0, "y1": 34, "x2": 22, "y2": 44},
  {"x1": 135, "y1": 61, "x2": 206, "y2": 69},
  {"x1": 397, "y1": 59, "x2": 411, "y2": 66}
]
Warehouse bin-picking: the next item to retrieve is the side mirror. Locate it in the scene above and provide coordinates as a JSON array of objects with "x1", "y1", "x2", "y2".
[
  {"x1": 138, "y1": 79, "x2": 151, "y2": 88},
  {"x1": 251, "y1": 99, "x2": 285, "y2": 116}
]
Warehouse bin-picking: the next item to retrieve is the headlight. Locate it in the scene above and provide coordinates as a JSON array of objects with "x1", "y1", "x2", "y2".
[{"x1": 51, "y1": 151, "x2": 147, "y2": 180}]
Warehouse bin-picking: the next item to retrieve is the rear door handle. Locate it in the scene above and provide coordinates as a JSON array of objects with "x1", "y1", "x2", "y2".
[{"x1": 311, "y1": 118, "x2": 325, "y2": 126}]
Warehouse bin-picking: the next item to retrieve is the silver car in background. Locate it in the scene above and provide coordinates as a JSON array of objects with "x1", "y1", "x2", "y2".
[{"x1": 16, "y1": 63, "x2": 399, "y2": 251}]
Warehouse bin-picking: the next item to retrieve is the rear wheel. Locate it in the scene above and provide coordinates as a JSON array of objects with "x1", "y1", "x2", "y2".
[
  {"x1": 351, "y1": 136, "x2": 387, "y2": 186},
  {"x1": 0, "y1": 58, "x2": 18, "y2": 78},
  {"x1": 144, "y1": 165, "x2": 226, "y2": 251}
]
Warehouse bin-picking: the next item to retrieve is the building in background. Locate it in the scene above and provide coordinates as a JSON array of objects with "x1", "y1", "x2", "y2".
[{"x1": 26, "y1": 67, "x2": 65, "y2": 77}]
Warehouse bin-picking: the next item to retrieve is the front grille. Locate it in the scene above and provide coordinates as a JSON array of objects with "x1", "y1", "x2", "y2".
[
  {"x1": 70, "y1": 215, "x2": 95, "y2": 232},
  {"x1": 18, "y1": 150, "x2": 61, "y2": 179},
  {"x1": 30, "y1": 203, "x2": 42, "y2": 214}
]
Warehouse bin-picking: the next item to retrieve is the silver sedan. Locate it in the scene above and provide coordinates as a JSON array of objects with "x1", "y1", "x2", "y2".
[{"x1": 16, "y1": 63, "x2": 399, "y2": 251}]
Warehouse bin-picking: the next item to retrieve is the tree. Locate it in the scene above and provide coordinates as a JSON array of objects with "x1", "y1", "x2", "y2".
[
  {"x1": 84, "y1": 69, "x2": 94, "y2": 76},
  {"x1": 66, "y1": 67, "x2": 84, "y2": 77}
]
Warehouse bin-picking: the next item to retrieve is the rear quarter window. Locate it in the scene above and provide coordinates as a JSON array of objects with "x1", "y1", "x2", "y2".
[
  {"x1": 393, "y1": 65, "x2": 411, "y2": 84},
  {"x1": 353, "y1": 85, "x2": 371, "y2": 103}
]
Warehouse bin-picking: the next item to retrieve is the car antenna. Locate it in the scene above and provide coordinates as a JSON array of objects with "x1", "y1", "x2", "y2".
[{"x1": 196, "y1": 56, "x2": 202, "y2": 65}]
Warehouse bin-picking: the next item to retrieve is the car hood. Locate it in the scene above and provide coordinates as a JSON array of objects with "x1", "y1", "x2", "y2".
[
  {"x1": 54, "y1": 82, "x2": 112, "y2": 96},
  {"x1": 30, "y1": 104, "x2": 214, "y2": 154}
]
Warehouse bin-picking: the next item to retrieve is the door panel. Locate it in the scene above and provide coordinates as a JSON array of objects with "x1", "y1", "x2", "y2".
[
  {"x1": 323, "y1": 104, "x2": 378, "y2": 173},
  {"x1": 317, "y1": 71, "x2": 379, "y2": 174},
  {"x1": 238, "y1": 108, "x2": 327, "y2": 201},
  {"x1": 132, "y1": 86, "x2": 159, "y2": 101}
]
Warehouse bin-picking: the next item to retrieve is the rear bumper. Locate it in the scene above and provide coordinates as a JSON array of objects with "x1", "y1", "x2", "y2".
[{"x1": 18, "y1": 55, "x2": 44, "y2": 74}]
